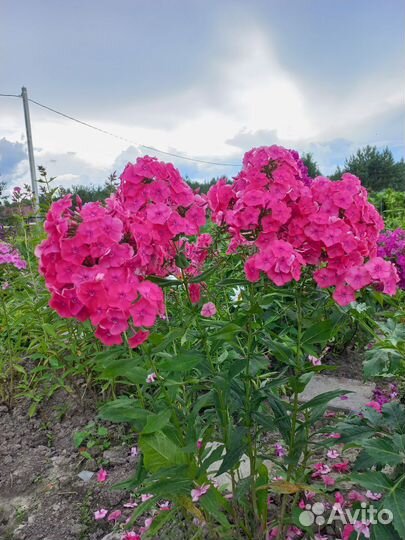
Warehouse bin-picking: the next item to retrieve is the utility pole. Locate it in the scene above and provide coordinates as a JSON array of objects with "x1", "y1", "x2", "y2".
[{"x1": 21, "y1": 86, "x2": 39, "y2": 212}]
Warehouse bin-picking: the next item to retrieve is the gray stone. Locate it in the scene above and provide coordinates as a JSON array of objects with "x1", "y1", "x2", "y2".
[
  {"x1": 102, "y1": 446, "x2": 127, "y2": 465},
  {"x1": 300, "y1": 374, "x2": 375, "y2": 411},
  {"x1": 78, "y1": 470, "x2": 94, "y2": 482},
  {"x1": 100, "y1": 533, "x2": 122, "y2": 540}
]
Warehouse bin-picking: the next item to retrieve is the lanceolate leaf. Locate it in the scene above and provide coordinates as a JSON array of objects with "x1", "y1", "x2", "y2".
[{"x1": 140, "y1": 431, "x2": 187, "y2": 473}]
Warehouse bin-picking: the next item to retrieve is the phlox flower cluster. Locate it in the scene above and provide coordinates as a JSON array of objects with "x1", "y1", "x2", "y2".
[
  {"x1": 36, "y1": 156, "x2": 209, "y2": 347},
  {"x1": 377, "y1": 229, "x2": 405, "y2": 289},
  {"x1": 113, "y1": 155, "x2": 207, "y2": 276},
  {"x1": 207, "y1": 145, "x2": 399, "y2": 305},
  {"x1": 0, "y1": 240, "x2": 27, "y2": 270}
]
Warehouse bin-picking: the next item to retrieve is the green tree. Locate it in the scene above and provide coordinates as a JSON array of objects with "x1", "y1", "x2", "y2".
[
  {"x1": 332, "y1": 146, "x2": 404, "y2": 192},
  {"x1": 301, "y1": 152, "x2": 321, "y2": 178}
]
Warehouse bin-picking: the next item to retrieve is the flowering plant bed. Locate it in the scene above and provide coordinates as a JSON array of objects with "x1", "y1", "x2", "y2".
[{"x1": 2, "y1": 145, "x2": 405, "y2": 539}]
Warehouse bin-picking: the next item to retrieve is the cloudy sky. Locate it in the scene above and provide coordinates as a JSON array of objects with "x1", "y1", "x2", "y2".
[{"x1": 1, "y1": 0, "x2": 404, "y2": 192}]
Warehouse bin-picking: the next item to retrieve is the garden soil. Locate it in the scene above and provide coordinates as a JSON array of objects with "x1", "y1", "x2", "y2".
[{"x1": 0, "y1": 390, "x2": 140, "y2": 540}]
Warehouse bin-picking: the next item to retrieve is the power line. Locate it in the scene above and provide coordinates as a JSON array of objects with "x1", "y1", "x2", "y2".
[
  {"x1": 0, "y1": 93, "x2": 21, "y2": 98},
  {"x1": 27, "y1": 97, "x2": 241, "y2": 168}
]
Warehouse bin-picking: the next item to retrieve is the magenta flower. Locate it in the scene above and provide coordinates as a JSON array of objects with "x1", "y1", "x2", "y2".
[
  {"x1": 146, "y1": 372, "x2": 157, "y2": 384},
  {"x1": 366, "y1": 490, "x2": 382, "y2": 500},
  {"x1": 365, "y1": 400, "x2": 382, "y2": 413},
  {"x1": 130, "y1": 446, "x2": 138, "y2": 457},
  {"x1": 2, "y1": 282, "x2": 10, "y2": 290},
  {"x1": 308, "y1": 355, "x2": 321, "y2": 366},
  {"x1": 122, "y1": 533, "x2": 141, "y2": 540},
  {"x1": 191, "y1": 483, "x2": 210, "y2": 502},
  {"x1": 141, "y1": 493, "x2": 154, "y2": 502},
  {"x1": 354, "y1": 521, "x2": 371, "y2": 538},
  {"x1": 326, "y1": 449, "x2": 340, "y2": 459},
  {"x1": 107, "y1": 509, "x2": 122, "y2": 522},
  {"x1": 97, "y1": 468, "x2": 108, "y2": 482},
  {"x1": 197, "y1": 438, "x2": 203, "y2": 450},
  {"x1": 201, "y1": 302, "x2": 217, "y2": 318},
  {"x1": 94, "y1": 508, "x2": 108, "y2": 520},
  {"x1": 274, "y1": 442, "x2": 287, "y2": 457}
]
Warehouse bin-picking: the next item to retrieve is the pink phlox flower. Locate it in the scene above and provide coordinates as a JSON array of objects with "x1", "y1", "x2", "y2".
[
  {"x1": 353, "y1": 520, "x2": 371, "y2": 538},
  {"x1": 146, "y1": 372, "x2": 157, "y2": 384},
  {"x1": 94, "y1": 508, "x2": 108, "y2": 520},
  {"x1": 327, "y1": 449, "x2": 340, "y2": 459},
  {"x1": 191, "y1": 483, "x2": 210, "y2": 502},
  {"x1": 366, "y1": 490, "x2": 382, "y2": 501},
  {"x1": 201, "y1": 302, "x2": 217, "y2": 317},
  {"x1": 97, "y1": 468, "x2": 108, "y2": 482},
  {"x1": 107, "y1": 509, "x2": 122, "y2": 522},
  {"x1": 309, "y1": 355, "x2": 321, "y2": 366},
  {"x1": 274, "y1": 442, "x2": 287, "y2": 457}
]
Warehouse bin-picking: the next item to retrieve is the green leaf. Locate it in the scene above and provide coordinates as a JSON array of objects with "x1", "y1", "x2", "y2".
[
  {"x1": 382, "y1": 402, "x2": 405, "y2": 434},
  {"x1": 198, "y1": 486, "x2": 231, "y2": 529},
  {"x1": 385, "y1": 476, "x2": 405, "y2": 538},
  {"x1": 142, "y1": 410, "x2": 172, "y2": 434},
  {"x1": 143, "y1": 508, "x2": 176, "y2": 538},
  {"x1": 361, "y1": 438, "x2": 403, "y2": 466},
  {"x1": 256, "y1": 464, "x2": 269, "y2": 525},
  {"x1": 268, "y1": 340, "x2": 292, "y2": 364},
  {"x1": 140, "y1": 432, "x2": 187, "y2": 473},
  {"x1": 216, "y1": 428, "x2": 247, "y2": 476},
  {"x1": 175, "y1": 253, "x2": 190, "y2": 269},
  {"x1": 267, "y1": 395, "x2": 291, "y2": 443},
  {"x1": 98, "y1": 397, "x2": 148, "y2": 428},
  {"x1": 350, "y1": 471, "x2": 393, "y2": 492},
  {"x1": 97, "y1": 357, "x2": 148, "y2": 384},
  {"x1": 301, "y1": 321, "x2": 333, "y2": 346},
  {"x1": 159, "y1": 350, "x2": 204, "y2": 372},
  {"x1": 299, "y1": 389, "x2": 351, "y2": 411}
]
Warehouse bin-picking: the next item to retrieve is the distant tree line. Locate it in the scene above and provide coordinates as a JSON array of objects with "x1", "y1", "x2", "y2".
[{"x1": 0, "y1": 146, "x2": 403, "y2": 214}]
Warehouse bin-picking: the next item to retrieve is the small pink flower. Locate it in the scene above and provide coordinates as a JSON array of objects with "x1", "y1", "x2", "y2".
[
  {"x1": 2, "y1": 282, "x2": 10, "y2": 290},
  {"x1": 309, "y1": 355, "x2": 321, "y2": 366},
  {"x1": 201, "y1": 302, "x2": 217, "y2": 318},
  {"x1": 327, "y1": 432, "x2": 341, "y2": 439},
  {"x1": 141, "y1": 493, "x2": 154, "y2": 502},
  {"x1": 107, "y1": 509, "x2": 122, "y2": 522},
  {"x1": 94, "y1": 508, "x2": 108, "y2": 520},
  {"x1": 354, "y1": 520, "x2": 371, "y2": 538},
  {"x1": 274, "y1": 442, "x2": 287, "y2": 457},
  {"x1": 142, "y1": 517, "x2": 153, "y2": 532},
  {"x1": 342, "y1": 524, "x2": 355, "y2": 540},
  {"x1": 322, "y1": 475, "x2": 335, "y2": 487},
  {"x1": 191, "y1": 483, "x2": 210, "y2": 502},
  {"x1": 332, "y1": 461, "x2": 350, "y2": 473},
  {"x1": 365, "y1": 400, "x2": 382, "y2": 413},
  {"x1": 327, "y1": 449, "x2": 340, "y2": 459},
  {"x1": 146, "y1": 372, "x2": 157, "y2": 384},
  {"x1": 335, "y1": 492, "x2": 345, "y2": 506},
  {"x1": 366, "y1": 490, "x2": 382, "y2": 500},
  {"x1": 298, "y1": 499, "x2": 306, "y2": 509},
  {"x1": 313, "y1": 463, "x2": 331, "y2": 475},
  {"x1": 340, "y1": 395, "x2": 349, "y2": 400},
  {"x1": 122, "y1": 533, "x2": 141, "y2": 540},
  {"x1": 159, "y1": 501, "x2": 171, "y2": 510},
  {"x1": 123, "y1": 501, "x2": 138, "y2": 508},
  {"x1": 197, "y1": 438, "x2": 203, "y2": 450},
  {"x1": 348, "y1": 490, "x2": 367, "y2": 502},
  {"x1": 324, "y1": 410, "x2": 337, "y2": 418},
  {"x1": 130, "y1": 446, "x2": 138, "y2": 457},
  {"x1": 97, "y1": 468, "x2": 108, "y2": 482}
]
